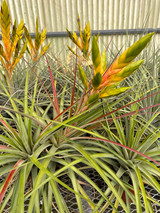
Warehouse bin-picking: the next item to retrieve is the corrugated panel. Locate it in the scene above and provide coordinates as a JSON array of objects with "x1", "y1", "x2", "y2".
[{"x1": 0, "y1": 0, "x2": 159, "y2": 60}]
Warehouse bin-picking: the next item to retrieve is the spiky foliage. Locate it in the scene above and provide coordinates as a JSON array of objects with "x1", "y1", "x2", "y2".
[
  {"x1": 0, "y1": 0, "x2": 27, "y2": 90},
  {"x1": 67, "y1": 19, "x2": 154, "y2": 108},
  {"x1": 66, "y1": 16, "x2": 97, "y2": 60},
  {"x1": 24, "y1": 17, "x2": 50, "y2": 63},
  {"x1": 0, "y1": 13, "x2": 159, "y2": 213},
  {"x1": 81, "y1": 33, "x2": 154, "y2": 107}
]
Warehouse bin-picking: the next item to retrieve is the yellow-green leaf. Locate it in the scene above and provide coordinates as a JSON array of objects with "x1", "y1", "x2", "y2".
[
  {"x1": 24, "y1": 26, "x2": 35, "y2": 55},
  {"x1": 118, "y1": 59, "x2": 144, "y2": 78},
  {"x1": 37, "y1": 42, "x2": 51, "y2": 60},
  {"x1": 87, "y1": 93, "x2": 99, "y2": 105},
  {"x1": 66, "y1": 29, "x2": 81, "y2": 49},
  {"x1": 102, "y1": 50, "x2": 107, "y2": 73},
  {"x1": 100, "y1": 87, "x2": 130, "y2": 98},
  {"x1": 40, "y1": 28, "x2": 47, "y2": 46},
  {"x1": 67, "y1": 45, "x2": 78, "y2": 57},
  {"x1": 82, "y1": 22, "x2": 90, "y2": 59},
  {"x1": 9, "y1": 19, "x2": 24, "y2": 58},
  {"x1": 92, "y1": 35, "x2": 102, "y2": 74},
  {"x1": 112, "y1": 32, "x2": 154, "y2": 70},
  {"x1": 10, "y1": 19, "x2": 17, "y2": 47},
  {"x1": 105, "y1": 60, "x2": 144, "y2": 87},
  {"x1": 77, "y1": 16, "x2": 83, "y2": 41},
  {"x1": 11, "y1": 40, "x2": 20, "y2": 67},
  {"x1": 79, "y1": 65, "x2": 89, "y2": 91},
  {"x1": 11, "y1": 42, "x2": 27, "y2": 71}
]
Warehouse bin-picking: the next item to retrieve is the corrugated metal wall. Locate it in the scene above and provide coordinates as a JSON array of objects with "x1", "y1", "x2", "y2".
[{"x1": 1, "y1": 0, "x2": 160, "y2": 60}]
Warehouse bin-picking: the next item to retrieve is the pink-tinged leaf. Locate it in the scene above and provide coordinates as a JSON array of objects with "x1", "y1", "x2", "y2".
[
  {"x1": 93, "y1": 91, "x2": 160, "y2": 122},
  {"x1": 0, "y1": 145, "x2": 11, "y2": 151},
  {"x1": 38, "y1": 90, "x2": 90, "y2": 139},
  {"x1": 0, "y1": 118, "x2": 19, "y2": 138},
  {"x1": 101, "y1": 60, "x2": 144, "y2": 88},
  {"x1": 44, "y1": 54, "x2": 60, "y2": 115},
  {"x1": 0, "y1": 159, "x2": 24, "y2": 204},
  {"x1": 90, "y1": 104, "x2": 160, "y2": 126},
  {"x1": 72, "y1": 136, "x2": 160, "y2": 166},
  {"x1": 23, "y1": 57, "x2": 57, "y2": 111}
]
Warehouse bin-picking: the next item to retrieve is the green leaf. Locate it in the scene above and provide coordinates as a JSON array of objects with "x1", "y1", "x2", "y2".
[
  {"x1": 87, "y1": 93, "x2": 99, "y2": 105},
  {"x1": 102, "y1": 50, "x2": 107, "y2": 72},
  {"x1": 18, "y1": 166, "x2": 26, "y2": 213},
  {"x1": 66, "y1": 28, "x2": 81, "y2": 49},
  {"x1": 37, "y1": 42, "x2": 51, "y2": 60},
  {"x1": 135, "y1": 167, "x2": 150, "y2": 213},
  {"x1": 91, "y1": 72, "x2": 102, "y2": 89},
  {"x1": 82, "y1": 22, "x2": 90, "y2": 58},
  {"x1": 120, "y1": 32, "x2": 155, "y2": 64},
  {"x1": 72, "y1": 143, "x2": 128, "y2": 212},
  {"x1": 92, "y1": 35, "x2": 102, "y2": 74},
  {"x1": 120, "y1": 60, "x2": 144, "y2": 78},
  {"x1": 130, "y1": 171, "x2": 142, "y2": 213},
  {"x1": 100, "y1": 87, "x2": 130, "y2": 98},
  {"x1": 107, "y1": 60, "x2": 144, "y2": 86},
  {"x1": 112, "y1": 32, "x2": 154, "y2": 69},
  {"x1": 79, "y1": 65, "x2": 89, "y2": 90}
]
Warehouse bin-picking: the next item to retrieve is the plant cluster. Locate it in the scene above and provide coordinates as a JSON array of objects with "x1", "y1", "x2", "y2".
[{"x1": 0, "y1": 1, "x2": 159, "y2": 212}]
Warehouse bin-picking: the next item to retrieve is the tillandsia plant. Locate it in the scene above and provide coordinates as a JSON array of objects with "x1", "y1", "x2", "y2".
[
  {"x1": 66, "y1": 16, "x2": 92, "y2": 60},
  {"x1": 0, "y1": 0, "x2": 27, "y2": 92},
  {"x1": 65, "y1": 18, "x2": 160, "y2": 212},
  {"x1": 24, "y1": 17, "x2": 50, "y2": 63},
  {"x1": 0, "y1": 10, "x2": 159, "y2": 213},
  {"x1": 24, "y1": 17, "x2": 51, "y2": 83},
  {"x1": 67, "y1": 18, "x2": 154, "y2": 110}
]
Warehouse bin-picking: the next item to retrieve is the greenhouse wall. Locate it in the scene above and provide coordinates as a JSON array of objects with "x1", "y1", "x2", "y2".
[{"x1": 1, "y1": 0, "x2": 160, "y2": 60}]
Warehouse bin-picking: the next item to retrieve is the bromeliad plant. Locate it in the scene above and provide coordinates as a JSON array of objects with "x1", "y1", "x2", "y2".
[
  {"x1": 24, "y1": 17, "x2": 50, "y2": 63},
  {"x1": 0, "y1": 0, "x2": 27, "y2": 92},
  {"x1": 0, "y1": 8, "x2": 160, "y2": 213},
  {"x1": 66, "y1": 16, "x2": 92, "y2": 60},
  {"x1": 0, "y1": 0, "x2": 50, "y2": 92},
  {"x1": 67, "y1": 18, "x2": 154, "y2": 108}
]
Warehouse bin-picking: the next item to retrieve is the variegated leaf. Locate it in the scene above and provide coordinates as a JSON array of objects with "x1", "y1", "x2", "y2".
[{"x1": 112, "y1": 32, "x2": 154, "y2": 70}]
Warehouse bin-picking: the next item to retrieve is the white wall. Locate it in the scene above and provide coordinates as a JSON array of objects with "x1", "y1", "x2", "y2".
[{"x1": 1, "y1": 0, "x2": 160, "y2": 60}]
